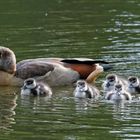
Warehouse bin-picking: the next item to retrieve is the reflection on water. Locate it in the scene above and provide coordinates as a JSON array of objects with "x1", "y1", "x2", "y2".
[
  {"x1": 74, "y1": 98, "x2": 100, "y2": 113},
  {"x1": 0, "y1": 88, "x2": 17, "y2": 133},
  {"x1": 1, "y1": 87, "x2": 140, "y2": 139},
  {"x1": 0, "y1": 0, "x2": 140, "y2": 139},
  {"x1": 108, "y1": 100, "x2": 140, "y2": 139},
  {"x1": 20, "y1": 94, "x2": 53, "y2": 114}
]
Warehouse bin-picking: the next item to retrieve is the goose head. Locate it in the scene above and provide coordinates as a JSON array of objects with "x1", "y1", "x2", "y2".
[{"x1": 0, "y1": 46, "x2": 16, "y2": 74}]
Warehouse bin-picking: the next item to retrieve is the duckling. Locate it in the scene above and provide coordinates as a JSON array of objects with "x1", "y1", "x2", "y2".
[
  {"x1": 105, "y1": 83, "x2": 132, "y2": 101},
  {"x1": 21, "y1": 78, "x2": 52, "y2": 97},
  {"x1": 102, "y1": 74, "x2": 128, "y2": 92},
  {"x1": 74, "y1": 80, "x2": 100, "y2": 99},
  {"x1": 127, "y1": 76, "x2": 140, "y2": 94}
]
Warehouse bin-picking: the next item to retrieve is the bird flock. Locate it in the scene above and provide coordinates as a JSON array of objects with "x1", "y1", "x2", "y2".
[
  {"x1": 21, "y1": 74, "x2": 140, "y2": 102},
  {"x1": 0, "y1": 46, "x2": 139, "y2": 102}
]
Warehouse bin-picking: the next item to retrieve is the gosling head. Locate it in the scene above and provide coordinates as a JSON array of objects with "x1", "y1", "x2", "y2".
[
  {"x1": 128, "y1": 76, "x2": 139, "y2": 88},
  {"x1": 114, "y1": 84, "x2": 123, "y2": 94},
  {"x1": 105, "y1": 74, "x2": 118, "y2": 87},
  {"x1": 23, "y1": 78, "x2": 37, "y2": 89},
  {"x1": 75, "y1": 80, "x2": 88, "y2": 92}
]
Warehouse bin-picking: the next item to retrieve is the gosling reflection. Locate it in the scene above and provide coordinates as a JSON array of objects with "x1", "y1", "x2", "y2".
[
  {"x1": 74, "y1": 98, "x2": 100, "y2": 113},
  {"x1": 111, "y1": 100, "x2": 133, "y2": 122},
  {"x1": 20, "y1": 93, "x2": 52, "y2": 107}
]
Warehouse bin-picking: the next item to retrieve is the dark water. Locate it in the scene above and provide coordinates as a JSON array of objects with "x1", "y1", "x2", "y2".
[{"x1": 0, "y1": 0, "x2": 140, "y2": 139}]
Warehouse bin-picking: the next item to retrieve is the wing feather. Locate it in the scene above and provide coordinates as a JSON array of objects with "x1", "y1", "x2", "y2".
[{"x1": 15, "y1": 61, "x2": 54, "y2": 79}]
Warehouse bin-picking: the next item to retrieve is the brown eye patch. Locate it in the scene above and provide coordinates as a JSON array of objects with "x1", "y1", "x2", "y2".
[
  {"x1": 26, "y1": 80, "x2": 34, "y2": 85},
  {"x1": 129, "y1": 77, "x2": 136, "y2": 83},
  {"x1": 115, "y1": 84, "x2": 122, "y2": 89},
  {"x1": 108, "y1": 76, "x2": 115, "y2": 82},
  {"x1": 77, "y1": 81, "x2": 85, "y2": 86}
]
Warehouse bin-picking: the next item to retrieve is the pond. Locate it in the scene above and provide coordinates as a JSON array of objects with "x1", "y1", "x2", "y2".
[{"x1": 0, "y1": 0, "x2": 140, "y2": 139}]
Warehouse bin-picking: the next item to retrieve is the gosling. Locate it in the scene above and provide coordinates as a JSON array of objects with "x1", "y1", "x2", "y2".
[
  {"x1": 102, "y1": 74, "x2": 128, "y2": 92},
  {"x1": 21, "y1": 78, "x2": 52, "y2": 97},
  {"x1": 105, "y1": 83, "x2": 132, "y2": 101},
  {"x1": 74, "y1": 80, "x2": 100, "y2": 99},
  {"x1": 127, "y1": 76, "x2": 140, "y2": 94}
]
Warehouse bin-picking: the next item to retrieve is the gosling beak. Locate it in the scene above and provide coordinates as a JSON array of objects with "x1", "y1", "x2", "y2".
[{"x1": 106, "y1": 82, "x2": 110, "y2": 87}]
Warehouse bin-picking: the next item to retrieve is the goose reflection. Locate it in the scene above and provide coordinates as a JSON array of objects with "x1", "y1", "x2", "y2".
[{"x1": 0, "y1": 90, "x2": 17, "y2": 131}]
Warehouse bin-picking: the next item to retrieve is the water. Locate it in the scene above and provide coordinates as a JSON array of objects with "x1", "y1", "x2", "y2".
[{"x1": 0, "y1": 0, "x2": 140, "y2": 139}]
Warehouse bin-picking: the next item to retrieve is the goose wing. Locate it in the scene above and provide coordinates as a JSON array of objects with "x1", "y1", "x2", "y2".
[
  {"x1": 61, "y1": 59, "x2": 109, "y2": 64},
  {"x1": 15, "y1": 60, "x2": 54, "y2": 79},
  {"x1": 61, "y1": 59, "x2": 112, "y2": 71}
]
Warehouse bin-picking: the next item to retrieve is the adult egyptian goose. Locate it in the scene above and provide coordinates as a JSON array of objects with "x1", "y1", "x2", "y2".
[{"x1": 0, "y1": 46, "x2": 112, "y2": 86}]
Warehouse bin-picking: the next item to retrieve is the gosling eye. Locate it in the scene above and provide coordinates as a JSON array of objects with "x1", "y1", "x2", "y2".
[
  {"x1": 26, "y1": 80, "x2": 34, "y2": 85},
  {"x1": 110, "y1": 79, "x2": 114, "y2": 82},
  {"x1": 108, "y1": 77, "x2": 115, "y2": 82},
  {"x1": 132, "y1": 79, "x2": 136, "y2": 83},
  {"x1": 129, "y1": 77, "x2": 137, "y2": 83},
  {"x1": 77, "y1": 82, "x2": 85, "y2": 86},
  {"x1": 131, "y1": 80, "x2": 135, "y2": 83}
]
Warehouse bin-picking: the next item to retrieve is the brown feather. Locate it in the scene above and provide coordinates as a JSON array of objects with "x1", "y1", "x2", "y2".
[
  {"x1": 15, "y1": 61, "x2": 54, "y2": 79},
  {"x1": 64, "y1": 63, "x2": 96, "y2": 79}
]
